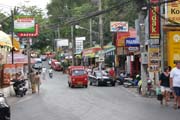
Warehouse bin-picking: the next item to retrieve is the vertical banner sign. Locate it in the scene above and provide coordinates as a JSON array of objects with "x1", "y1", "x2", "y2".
[
  {"x1": 149, "y1": 0, "x2": 160, "y2": 39},
  {"x1": 167, "y1": 0, "x2": 180, "y2": 24},
  {"x1": 167, "y1": 31, "x2": 180, "y2": 68}
]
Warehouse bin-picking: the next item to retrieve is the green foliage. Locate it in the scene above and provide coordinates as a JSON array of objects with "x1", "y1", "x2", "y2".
[{"x1": 46, "y1": 0, "x2": 147, "y2": 49}]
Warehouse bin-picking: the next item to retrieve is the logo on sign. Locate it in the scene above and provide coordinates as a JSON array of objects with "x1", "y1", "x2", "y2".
[{"x1": 173, "y1": 34, "x2": 180, "y2": 42}]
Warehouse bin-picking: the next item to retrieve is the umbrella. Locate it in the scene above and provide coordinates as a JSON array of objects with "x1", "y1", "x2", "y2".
[{"x1": 0, "y1": 31, "x2": 12, "y2": 47}]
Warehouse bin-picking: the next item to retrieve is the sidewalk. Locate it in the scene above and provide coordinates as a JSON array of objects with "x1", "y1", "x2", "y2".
[{"x1": 6, "y1": 89, "x2": 33, "y2": 106}]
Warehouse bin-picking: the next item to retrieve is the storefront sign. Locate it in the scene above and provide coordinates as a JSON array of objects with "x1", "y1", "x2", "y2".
[
  {"x1": 167, "y1": 31, "x2": 180, "y2": 67},
  {"x1": 116, "y1": 32, "x2": 130, "y2": 47},
  {"x1": 17, "y1": 24, "x2": 39, "y2": 37},
  {"x1": 149, "y1": 0, "x2": 160, "y2": 39},
  {"x1": 110, "y1": 21, "x2": 128, "y2": 32},
  {"x1": 125, "y1": 37, "x2": 140, "y2": 47},
  {"x1": 148, "y1": 45, "x2": 160, "y2": 72},
  {"x1": 128, "y1": 47, "x2": 139, "y2": 52},
  {"x1": 3, "y1": 64, "x2": 16, "y2": 85},
  {"x1": 167, "y1": 0, "x2": 180, "y2": 24},
  {"x1": 14, "y1": 16, "x2": 35, "y2": 33}
]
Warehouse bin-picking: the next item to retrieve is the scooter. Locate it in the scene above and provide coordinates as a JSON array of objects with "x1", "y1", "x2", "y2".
[
  {"x1": 123, "y1": 74, "x2": 139, "y2": 88},
  {"x1": 49, "y1": 72, "x2": 53, "y2": 78},
  {"x1": 0, "y1": 93, "x2": 10, "y2": 120},
  {"x1": 12, "y1": 79, "x2": 28, "y2": 97}
]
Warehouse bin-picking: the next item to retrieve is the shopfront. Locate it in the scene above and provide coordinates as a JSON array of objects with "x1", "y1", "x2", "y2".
[{"x1": 82, "y1": 46, "x2": 102, "y2": 66}]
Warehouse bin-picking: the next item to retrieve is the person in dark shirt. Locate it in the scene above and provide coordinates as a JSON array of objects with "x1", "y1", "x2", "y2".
[{"x1": 159, "y1": 66, "x2": 171, "y2": 105}]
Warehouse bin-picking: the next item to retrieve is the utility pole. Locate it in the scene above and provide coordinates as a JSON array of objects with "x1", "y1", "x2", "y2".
[
  {"x1": 71, "y1": 25, "x2": 75, "y2": 66},
  {"x1": 99, "y1": 0, "x2": 103, "y2": 49},
  {"x1": 58, "y1": 23, "x2": 60, "y2": 39},
  {"x1": 89, "y1": 18, "x2": 92, "y2": 47},
  {"x1": 11, "y1": 9, "x2": 14, "y2": 64}
]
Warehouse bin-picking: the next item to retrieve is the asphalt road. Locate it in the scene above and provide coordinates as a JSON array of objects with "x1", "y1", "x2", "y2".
[{"x1": 10, "y1": 62, "x2": 180, "y2": 120}]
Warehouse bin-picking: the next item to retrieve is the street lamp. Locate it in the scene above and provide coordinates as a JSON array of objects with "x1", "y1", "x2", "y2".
[{"x1": 75, "y1": 23, "x2": 99, "y2": 47}]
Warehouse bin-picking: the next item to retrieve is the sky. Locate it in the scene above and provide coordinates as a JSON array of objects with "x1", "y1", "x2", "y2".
[{"x1": 0, "y1": 0, "x2": 51, "y2": 13}]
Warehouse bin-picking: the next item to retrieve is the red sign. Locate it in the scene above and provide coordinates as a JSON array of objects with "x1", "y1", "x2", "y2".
[
  {"x1": 116, "y1": 32, "x2": 130, "y2": 47},
  {"x1": 149, "y1": 0, "x2": 160, "y2": 39},
  {"x1": 17, "y1": 24, "x2": 39, "y2": 37}
]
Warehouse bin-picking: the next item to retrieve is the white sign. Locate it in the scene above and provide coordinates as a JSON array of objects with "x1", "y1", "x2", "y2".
[
  {"x1": 56, "y1": 39, "x2": 69, "y2": 47},
  {"x1": 76, "y1": 39, "x2": 84, "y2": 53},
  {"x1": 128, "y1": 47, "x2": 139, "y2": 51},
  {"x1": 75, "y1": 37, "x2": 86, "y2": 41},
  {"x1": 110, "y1": 21, "x2": 128, "y2": 32}
]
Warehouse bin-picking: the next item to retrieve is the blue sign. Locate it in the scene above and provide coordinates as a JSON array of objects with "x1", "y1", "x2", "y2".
[{"x1": 125, "y1": 37, "x2": 140, "y2": 47}]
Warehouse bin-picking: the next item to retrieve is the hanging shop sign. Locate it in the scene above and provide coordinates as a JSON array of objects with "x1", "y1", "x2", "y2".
[
  {"x1": 17, "y1": 24, "x2": 39, "y2": 37},
  {"x1": 149, "y1": 0, "x2": 160, "y2": 39},
  {"x1": 148, "y1": 45, "x2": 160, "y2": 72},
  {"x1": 166, "y1": 0, "x2": 180, "y2": 24},
  {"x1": 167, "y1": 31, "x2": 180, "y2": 67},
  {"x1": 116, "y1": 32, "x2": 129, "y2": 47},
  {"x1": 110, "y1": 21, "x2": 128, "y2": 32},
  {"x1": 14, "y1": 16, "x2": 35, "y2": 33},
  {"x1": 125, "y1": 37, "x2": 140, "y2": 47}
]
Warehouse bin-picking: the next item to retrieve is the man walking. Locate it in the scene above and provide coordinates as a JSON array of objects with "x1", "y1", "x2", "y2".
[{"x1": 170, "y1": 61, "x2": 180, "y2": 109}]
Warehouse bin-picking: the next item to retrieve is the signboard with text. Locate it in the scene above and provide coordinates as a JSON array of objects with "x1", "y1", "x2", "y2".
[
  {"x1": 17, "y1": 24, "x2": 39, "y2": 37},
  {"x1": 149, "y1": 0, "x2": 160, "y2": 39},
  {"x1": 167, "y1": 31, "x2": 180, "y2": 68},
  {"x1": 167, "y1": 0, "x2": 180, "y2": 24},
  {"x1": 125, "y1": 37, "x2": 140, "y2": 47},
  {"x1": 110, "y1": 21, "x2": 128, "y2": 32},
  {"x1": 14, "y1": 16, "x2": 35, "y2": 33}
]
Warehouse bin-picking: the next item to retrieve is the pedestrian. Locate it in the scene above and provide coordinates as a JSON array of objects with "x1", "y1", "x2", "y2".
[
  {"x1": 109, "y1": 67, "x2": 115, "y2": 78},
  {"x1": 42, "y1": 67, "x2": 47, "y2": 80},
  {"x1": 30, "y1": 70, "x2": 36, "y2": 93},
  {"x1": 34, "y1": 72, "x2": 41, "y2": 94},
  {"x1": 159, "y1": 66, "x2": 171, "y2": 105},
  {"x1": 48, "y1": 68, "x2": 53, "y2": 78},
  {"x1": 170, "y1": 61, "x2": 180, "y2": 109}
]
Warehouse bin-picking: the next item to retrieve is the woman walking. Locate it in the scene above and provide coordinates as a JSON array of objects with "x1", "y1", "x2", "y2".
[
  {"x1": 34, "y1": 72, "x2": 41, "y2": 94},
  {"x1": 159, "y1": 66, "x2": 171, "y2": 105}
]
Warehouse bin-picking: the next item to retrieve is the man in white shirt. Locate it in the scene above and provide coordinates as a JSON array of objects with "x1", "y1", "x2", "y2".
[{"x1": 170, "y1": 61, "x2": 180, "y2": 109}]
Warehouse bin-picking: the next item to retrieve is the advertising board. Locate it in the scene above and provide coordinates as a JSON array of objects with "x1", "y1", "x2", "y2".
[
  {"x1": 110, "y1": 21, "x2": 128, "y2": 32},
  {"x1": 14, "y1": 16, "x2": 35, "y2": 33}
]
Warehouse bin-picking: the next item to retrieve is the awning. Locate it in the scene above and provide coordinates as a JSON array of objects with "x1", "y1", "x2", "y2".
[
  {"x1": 0, "y1": 31, "x2": 12, "y2": 47},
  {"x1": 82, "y1": 46, "x2": 102, "y2": 58},
  {"x1": 9, "y1": 37, "x2": 20, "y2": 51}
]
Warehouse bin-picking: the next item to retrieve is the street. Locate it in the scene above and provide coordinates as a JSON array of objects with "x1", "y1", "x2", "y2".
[{"x1": 9, "y1": 63, "x2": 179, "y2": 120}]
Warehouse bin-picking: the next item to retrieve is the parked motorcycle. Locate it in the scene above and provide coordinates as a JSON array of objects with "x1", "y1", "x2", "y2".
[
  {"x1": 0, "y1": 93, "x2": 10, "y2": 120},
  {"x1": 123, "y1": 74, "x2": 139, "y2": 88},
  {"x1": 12, "y1": 79, "x2": 28, "y2": 97}
]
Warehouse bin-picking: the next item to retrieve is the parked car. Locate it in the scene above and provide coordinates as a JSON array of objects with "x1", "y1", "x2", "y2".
[
  {"x1": 68, "y1": 66, "x2": 88, "y2": 88},
  {"x1": 40, "y1": 55, "x2": 47, "y2": 61},
  {"x1": 51, "y1": 59, "x2": 62, "y2": 71},
  {"x1": 32, "y1": 61, "x2": 42, "y2": 69},
  {"x1": 89, "y1": 71, "x2": 115, "y2": 86}
]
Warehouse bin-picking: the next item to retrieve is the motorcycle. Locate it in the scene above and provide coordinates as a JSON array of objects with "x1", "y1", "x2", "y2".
[
  {"x1": 123, "y1": 74, "x2": 139, "y2": 88},
  {"x1": 0, "y1": 93, "x2": 10, "y2": 120},
  {"x1": 12, "y1": 79, "x2": 28, "y2": 97},
  {"x1": 49, "y1": 72, "x2": 53, "y2": 78}
]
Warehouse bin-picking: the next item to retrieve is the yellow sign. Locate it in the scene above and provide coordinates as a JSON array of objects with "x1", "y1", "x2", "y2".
[
  {"x1": 148, "y1": 45, "x2": 160, "y2": 72},
  {"x1": 167, "y1": 0, "x2": 180, "y2": 23},
  {"x1": 167, "y1": 31, "x2": 180, "y2": 68}
]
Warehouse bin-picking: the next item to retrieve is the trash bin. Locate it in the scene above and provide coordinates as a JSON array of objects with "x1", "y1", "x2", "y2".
[{"x1": 0, "y1": 93, "x2": 10, "y2": 120}]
